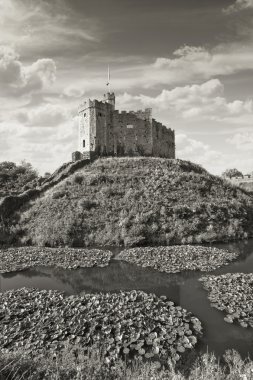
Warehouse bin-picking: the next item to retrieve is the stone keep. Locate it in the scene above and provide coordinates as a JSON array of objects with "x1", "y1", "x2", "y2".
[{"x1": 75, "y1": 92, "x2": 175, "y2": 160}]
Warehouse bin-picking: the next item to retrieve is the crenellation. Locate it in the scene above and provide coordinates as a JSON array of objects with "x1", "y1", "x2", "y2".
[{"x1": 74, "y1": 92, "x2": 175, "y2": 161}]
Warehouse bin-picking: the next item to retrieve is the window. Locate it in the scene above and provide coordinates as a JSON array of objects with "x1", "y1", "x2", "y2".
[
  {"x1": 83, "y1": 140, "x2": 85, "y2": 147},
  {"x1": 83, "y1": 113, "x2": 86, "y2": 118}
]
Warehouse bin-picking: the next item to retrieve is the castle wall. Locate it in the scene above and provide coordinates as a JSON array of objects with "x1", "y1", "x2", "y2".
[
  {"x1": 112, "y1": 110, "x2": 153, "y2": 156},
  {"x1": 152, "y1": 119, "x2": 175, "y2": 158},
  {"x1": 76, "y1": 93, "x2": 176, "y2": 161},
  {"x1": 78, "y1": 100, "x2": 91, "y2": 153}
]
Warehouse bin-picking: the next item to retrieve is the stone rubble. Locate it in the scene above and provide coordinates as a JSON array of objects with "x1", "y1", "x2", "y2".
[
  {"x1": 117, "y1": 245, "x2": 238, "y2": 274},
  {"x1": 0, "y1": 247, "x2": 113, "y2": 273},
  {"x1": 0, "y1": 288, "x2": 202, "y2": 364},
  {"x1": 200, "y1": 273, "x2": 253, "y2": 328}
]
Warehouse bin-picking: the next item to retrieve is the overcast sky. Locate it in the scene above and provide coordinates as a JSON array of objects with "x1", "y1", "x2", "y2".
[{"x1": 0, "y1": 0, "x2": 253, "y2": 174}]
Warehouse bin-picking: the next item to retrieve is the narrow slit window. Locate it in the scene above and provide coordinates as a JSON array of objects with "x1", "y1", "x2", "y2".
[{"x1": 83, "y1": 140, "x2": 85, "y2": 147}]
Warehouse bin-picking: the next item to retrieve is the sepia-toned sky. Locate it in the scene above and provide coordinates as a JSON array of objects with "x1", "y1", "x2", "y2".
[{"x1": 0, "y1": 0, "x2": 253, "y2": 174}]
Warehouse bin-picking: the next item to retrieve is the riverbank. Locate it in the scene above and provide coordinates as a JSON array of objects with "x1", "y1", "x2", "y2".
[
  {"x1": 200, "y1": 273, "x2": 253, "y2": 328},
  {"x1": 0, "y1": 288, "x2": 202, "y2": 364},
  {"x1": 117, "y1": 245, "x2": 238, "y2": 273},
  {"x1": 0, "y1": 247, "x2": 113, "y2": 273},
  {"x1": 1, "y1": 346, "x2": 253, "y2": 380}
]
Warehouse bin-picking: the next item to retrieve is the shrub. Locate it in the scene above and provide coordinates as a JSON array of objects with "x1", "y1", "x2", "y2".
[
  {"x1": 73, "y1": 173, "x2": 84, "y2": 185},
  {"x1": 52, "y1": 190, "x2": 69, "y2": 199}
]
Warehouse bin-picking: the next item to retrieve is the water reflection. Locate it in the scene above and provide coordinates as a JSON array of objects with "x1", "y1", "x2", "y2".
[{"x1": 0, "y1": 239, "x2": 253, "y2": 358}]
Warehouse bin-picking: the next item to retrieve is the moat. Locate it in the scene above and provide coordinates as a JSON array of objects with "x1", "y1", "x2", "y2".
[{"x1": 1, "y1": 239, "x2": 253, "y2": 358}]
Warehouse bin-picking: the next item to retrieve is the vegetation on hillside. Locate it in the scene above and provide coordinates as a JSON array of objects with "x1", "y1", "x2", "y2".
[
  {"x1": 0, "y1": 161, "x2": 38, "y2": 197},
  {"x1": 1, "y1": 347, "x2": 253, "y2": 380},
  {"x1": 16, "y1": 157, "x2": 253, "y2": 247},
  {"x1": 222, "y1": 168, "x2": 243, "y2": 179}
]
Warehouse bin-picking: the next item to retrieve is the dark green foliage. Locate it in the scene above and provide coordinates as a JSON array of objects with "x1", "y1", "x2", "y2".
[
  {"x1": 16, "y1": 157, "x2": 253, "y2": 247},
  {"x1": 222, "y1": 168, "x2": 243, "y2": 179},
  {"x1": 0, "y1": 161, "x2": 38, "y2": 197}
]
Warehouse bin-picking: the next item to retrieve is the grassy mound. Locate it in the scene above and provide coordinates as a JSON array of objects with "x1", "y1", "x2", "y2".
[{"x1": 17, "y1": 157, "x2": 253, "y2": 247}]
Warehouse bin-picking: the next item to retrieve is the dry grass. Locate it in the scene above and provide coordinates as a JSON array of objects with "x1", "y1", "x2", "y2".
[
  {"x1": 1, "y1": 346, "x2": 253, "y2": 380},
  {"x1": 16, "y1": 157, "x2": 253, "y2": 247}
]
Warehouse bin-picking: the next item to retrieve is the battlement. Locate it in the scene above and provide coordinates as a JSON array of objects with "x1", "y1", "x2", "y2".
[{"x1": 73, "y1": 92, "x2": 175, "y2": 161}]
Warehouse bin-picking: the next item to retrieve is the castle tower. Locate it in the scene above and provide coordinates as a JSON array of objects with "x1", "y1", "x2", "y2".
[
  {"x1": 104, "y1": 92, "x2": 115, "y2": 109},
  {"x1": 78, "y1": 99, "x2": 93, "y2": 158}
]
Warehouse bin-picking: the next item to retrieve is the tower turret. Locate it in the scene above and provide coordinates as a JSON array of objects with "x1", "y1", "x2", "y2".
[{"x1": 104, "y1": 92, "x2": 115, "y2": 109}]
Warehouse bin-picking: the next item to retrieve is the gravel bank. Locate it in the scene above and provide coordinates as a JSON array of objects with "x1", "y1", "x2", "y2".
[
  {"x1": 200, "y1": 273, "x2": 253, "y2": 328},
  {"x1": 0, "y1": 247, "x2": 113, "y2": 273},
  {"x1": 0, "y1": 288, "x2": 202, "y2": 363},
  {"x1": 117, "y1": 245, "x2": 238, "y2": 273}
]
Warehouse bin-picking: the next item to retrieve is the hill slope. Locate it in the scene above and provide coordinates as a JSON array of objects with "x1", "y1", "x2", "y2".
[{"x1": 18, "y1": 157, "x2": 253, "y2": 247}]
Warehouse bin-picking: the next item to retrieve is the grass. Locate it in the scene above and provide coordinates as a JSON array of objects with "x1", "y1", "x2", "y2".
[
  {"x1": 12, "y1": 157, "x2": 253, "y2": 247},
  {"x1": 1, "y1": 347, "x2": 253, "y2": 380}
]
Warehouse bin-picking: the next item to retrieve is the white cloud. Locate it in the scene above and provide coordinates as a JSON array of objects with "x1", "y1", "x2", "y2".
[
  {"x1": 0, "y1": 45, "x2": 56, "y2": 95},
  {"x1": 63, "y1": 86, "x2": 85, "y2": 98},
  {"x1": 227, "y1": 132, "x2": 253, "y2": 150},
  {"x1": 117, "y1": 79, "x2": 253, "y2": 124},
  {"x1": 0, "y1": 0, "x2": 99, "y2": 58},
  {"x1": 142, "y1": 44, "x2": 253, "y2": 87},
  {"x1": 0, "y1": 117, "x2": 78, "y2": 174},
  {"x1": 15, "y1": 103, "x2": 69, "y2": 127},
  {"x1": 176, "y1": 133, "x2": 253, "y2": 175},
  {"x1": 176, "y1": 134, "x2": 223, "y2": 166},
  {"x1": 224, "y1": 0, "x2": 253, "y2": 14}
]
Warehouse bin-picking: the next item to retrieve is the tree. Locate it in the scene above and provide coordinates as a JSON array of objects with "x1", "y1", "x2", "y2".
[
  {"x1": 222, "y1": 168, "x2": 243, "y2": 179},
  {"x1": 0, "y1": 161, "x2": 38, "y2": 196}
]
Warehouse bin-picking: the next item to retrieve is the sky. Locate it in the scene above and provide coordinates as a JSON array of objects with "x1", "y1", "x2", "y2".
[{"x1": 0, "y1": 0, "x2": 253, "y2": 175}]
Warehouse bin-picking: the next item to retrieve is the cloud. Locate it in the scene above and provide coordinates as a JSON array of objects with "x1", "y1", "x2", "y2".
[
  {"x1": 176, "y1": 133, "x2": 253, "y2": 175},
  {"x1": 142, "y1": 43, "x2": 253, "y2": 87},
  {"x1": 0, "y1": 117, "x2": 78, "y2": 174},
  {"x1": 227, "y1": 132, "x2": 253, "y2": 150},
  {"x1": 176, "y1": 134, "x2": 223, "y2": 165},
  {"x1": 117, "y1": 79, "x2": 253, "y2": 124},
  {"x1": 224, "y1": 0, "x2": 253, "y2": 14},
  {"x1": 0, "y1": 45, "x2": 56, "y2": 95},
  {"x1": 15, "y1": 103, "x2": 69, "y2": 127},
  {"x1": 63, "y1": 86, "x2": 85, "y2": 99},
  {"x1": 0, "y1": 0, "x2": 99, "y2": 59}
]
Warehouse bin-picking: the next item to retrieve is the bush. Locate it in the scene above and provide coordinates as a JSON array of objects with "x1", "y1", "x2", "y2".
[
  {"x1": 52, "y1": 190, "x2": 69, "y2": 199},
  {"x1": 0, "y1": 161, "x2": 38, "y2": 197},
  {"x1": 73, "y1": 173, "x2": 84, "y2": 185}
]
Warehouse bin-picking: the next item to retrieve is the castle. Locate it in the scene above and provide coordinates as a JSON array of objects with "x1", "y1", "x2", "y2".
[{"x1": 72, "y1": 92, "x2": 175, "y2": 161}]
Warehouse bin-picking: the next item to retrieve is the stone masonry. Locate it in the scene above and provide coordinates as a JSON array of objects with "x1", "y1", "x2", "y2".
[{"x1": 73, "y1": 92, "x2": 175, "y2": 161}]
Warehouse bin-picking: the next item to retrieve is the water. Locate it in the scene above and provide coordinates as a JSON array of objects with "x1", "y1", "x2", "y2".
[{"x1": 1, "y1": 239, "x2": 253, "y2": 358}]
